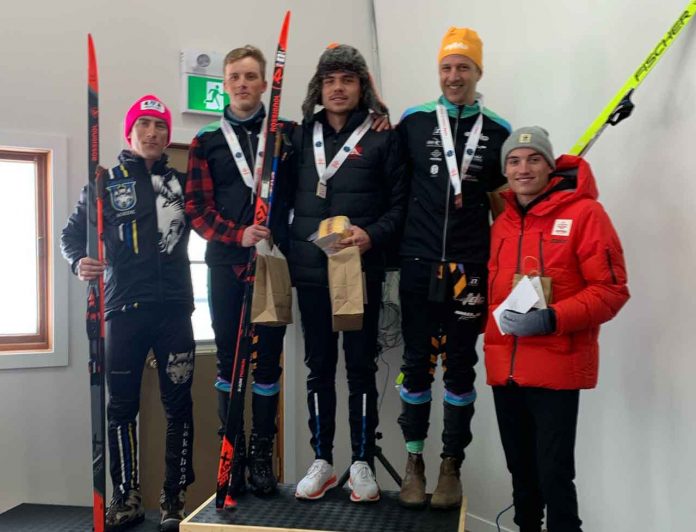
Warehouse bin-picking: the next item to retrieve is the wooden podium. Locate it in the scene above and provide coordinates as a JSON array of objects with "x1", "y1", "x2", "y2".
[{"x1": 181, "y1": 485, "x2": 467, "y2": 532}]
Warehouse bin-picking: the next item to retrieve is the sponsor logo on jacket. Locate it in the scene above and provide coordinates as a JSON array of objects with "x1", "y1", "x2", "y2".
[{"x1": 551, "y1": 218, "x2": 573, "y2": 237}]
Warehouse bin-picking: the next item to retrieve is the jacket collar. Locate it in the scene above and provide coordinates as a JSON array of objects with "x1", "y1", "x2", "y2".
[
  {"x1": 223, "y1": 104, "x2": 266, "y2": 128},
  {"x1": 438, "y1": 93, "x2": 483, "y2": 119},
  {"x1": 118, "y1": 149, "x2": 169, "y2": 175},
  {"x1": 312, "y1": 107, "x2": 370, "y2": 135},
  {"x1": 501, "y1": 154, "x2": 600, "y2": 217}
]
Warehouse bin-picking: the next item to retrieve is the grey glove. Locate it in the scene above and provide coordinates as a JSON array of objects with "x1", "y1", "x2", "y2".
[{"x1": 500, "y1": 308, "x2": 556, "y2": 337}]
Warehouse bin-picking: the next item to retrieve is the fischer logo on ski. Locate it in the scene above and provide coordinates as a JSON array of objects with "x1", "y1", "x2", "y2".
[{"x1": 570, "y1": 0, "x2": 696, "y2": 157}]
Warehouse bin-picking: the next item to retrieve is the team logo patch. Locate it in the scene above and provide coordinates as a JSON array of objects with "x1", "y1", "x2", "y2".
[
  {"x1": 166, "y1": 350, "x2": 194, "y2": 384},
  {"x1": 430, "y1": 164, "x2": 439, "y2": 175},
  {"x1": 140, "y1": 99, "x2": 164, "y2": 113},
  {"x1": 107, "y1": 181, "x2": 137, "y2": 212},
  {"x1": 551, "y1": 218, "x2": 573, "y2": 237}
]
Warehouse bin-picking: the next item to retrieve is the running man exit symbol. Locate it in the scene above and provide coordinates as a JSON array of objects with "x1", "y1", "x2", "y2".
[{"x1": 205, "y1": 81, "x2": 224, "y2": 111}]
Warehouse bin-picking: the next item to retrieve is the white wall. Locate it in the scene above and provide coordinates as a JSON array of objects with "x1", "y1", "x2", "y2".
[
  {"x1": 0, "y1": 0, "x2": 375, "y2": 514},
  {"x1": 373, "y1": 0, "x2": 696, "y2": 530},
  {"x1": 3, "y1": 0, "x2": 696, "y2": 530}
]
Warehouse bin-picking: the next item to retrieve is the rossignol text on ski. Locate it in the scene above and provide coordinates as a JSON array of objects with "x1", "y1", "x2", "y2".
[{"x1": 86, "y1": 33, "x2": 106, "y2": 532}]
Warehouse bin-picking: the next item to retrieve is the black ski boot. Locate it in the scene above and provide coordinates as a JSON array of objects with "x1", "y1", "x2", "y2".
[{"x1": 247, "y1": 432, "x2": 277, "y2": 495}]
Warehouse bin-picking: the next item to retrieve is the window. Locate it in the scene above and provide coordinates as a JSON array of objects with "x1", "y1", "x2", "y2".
[
  {"x1": 0, "y1": 149, "x2": 51, "y2": 352},
  {"x1": 188, "y1": 232, "x2": 214, "y2": 342},
  {"x1": 165, "y1": 143, "x2": 214, "y2": 343}
]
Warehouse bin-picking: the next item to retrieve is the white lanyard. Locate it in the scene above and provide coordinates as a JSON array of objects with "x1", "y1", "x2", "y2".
[
  {"x1": 312, "y1": 114, "x2": 373, "y2": 198},
  {"x1": 435, "y1": 96, "x2": 484, "y2": 198},
  {"x1": 220, "y1": 117, "x2": 267, "y2": 196}
]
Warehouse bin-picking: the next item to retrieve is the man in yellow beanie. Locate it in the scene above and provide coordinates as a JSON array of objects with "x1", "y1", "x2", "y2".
[{"x1": 396, "y1": 27, "x2": 511, "y2": 509}]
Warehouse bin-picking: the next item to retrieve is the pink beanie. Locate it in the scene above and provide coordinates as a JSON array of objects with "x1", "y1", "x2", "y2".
[{"x1": 124, "y1": 94, "x2": 172, "y2": 145}]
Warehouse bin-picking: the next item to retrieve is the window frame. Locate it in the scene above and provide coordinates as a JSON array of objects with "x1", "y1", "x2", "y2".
[
  {"x1": 0, "y1": 131, "x2": 68, "y2": 370},
  {"x1": 0, "y1": 149, "x2": 51, "y2": 352}
]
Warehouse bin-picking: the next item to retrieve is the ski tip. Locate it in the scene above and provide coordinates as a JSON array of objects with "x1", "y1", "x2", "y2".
[
  {"x1": 88, "y1": 34, "x2": 98, "y2": 91},
  {"x1": 279, "y1": 11, "x2": 291, "y2": 44}
]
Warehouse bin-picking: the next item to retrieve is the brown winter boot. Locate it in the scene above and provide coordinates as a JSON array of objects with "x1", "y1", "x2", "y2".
[
  {"x1": 430, "y1": 456, "x2": 462, "y2": 509},
  {"x1": 398, "y1": 453, "x2": 427, "y2": 508}
]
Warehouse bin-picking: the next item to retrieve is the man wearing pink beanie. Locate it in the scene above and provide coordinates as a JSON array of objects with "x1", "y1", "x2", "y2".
[{"x1": 62, "y1": 94, "x2": 195, "y2": 531}]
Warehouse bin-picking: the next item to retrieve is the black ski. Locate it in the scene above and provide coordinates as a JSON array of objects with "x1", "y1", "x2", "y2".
[
  {"x1": 216, "y1": 10, "x2": 291, "y2": 510},
  {"x1": 86, "y1": 33, "x2": 106, "y2": 532}
]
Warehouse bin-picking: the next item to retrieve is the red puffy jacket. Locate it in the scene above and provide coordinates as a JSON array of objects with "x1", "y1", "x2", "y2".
[{"x1": 484, "y1": 155, "x2": 629, "y2": 390}]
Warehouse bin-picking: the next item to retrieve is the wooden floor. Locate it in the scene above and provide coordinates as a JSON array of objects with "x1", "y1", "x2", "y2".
[{"x1": 181, "y1": 484, "x2": 467, "y2": 532}]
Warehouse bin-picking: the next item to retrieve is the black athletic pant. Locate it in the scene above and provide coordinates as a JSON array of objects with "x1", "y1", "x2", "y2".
[
  {"x1": 398, "y1": 259, "x2": 486, "y2": 461},
  {"x1": 209, "y1": 265, "x2": 284, "y2": 436},
  {"x1": 105, "y1": 305, "x2": 195, "y2": 497},
  {"x1": 296, "y1": 282, "x2": 382, "y2": 466},
  {"x1": 493, "y1": 385, "x2": 583, "y2": 532}
]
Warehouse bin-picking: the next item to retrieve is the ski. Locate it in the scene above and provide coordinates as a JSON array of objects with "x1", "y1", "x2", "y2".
[
  {"x1": 86, "y1": 33, "x2": 106, "y2": 532},
  {"x1": 569, "y1": 0, "x2": 696, "y2": 156},
  {"x1": 216, "y1": 10, "x2": 291, "y2": 511}
]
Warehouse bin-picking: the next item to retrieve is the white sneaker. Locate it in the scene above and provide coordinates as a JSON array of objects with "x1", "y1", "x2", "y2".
[
  {"x1": 348, "y1": 461, "x2": 380, "y2": 502},
  {"x1": 295, "y1": 459, "x2": 338, "y2": 500}
]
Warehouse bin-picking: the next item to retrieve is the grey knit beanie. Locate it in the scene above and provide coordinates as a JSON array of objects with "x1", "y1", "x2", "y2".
[
  {"x1": 501, "y1": 126, "x2": 556, "y2": 169},
  {"x1": 301, "y1": 44, "x2": 388, "y2": 122}
]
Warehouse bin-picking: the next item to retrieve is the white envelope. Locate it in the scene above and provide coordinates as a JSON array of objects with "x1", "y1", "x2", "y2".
[{"x1": 493, "y1": 275, "x2": 541, "y2": 335}]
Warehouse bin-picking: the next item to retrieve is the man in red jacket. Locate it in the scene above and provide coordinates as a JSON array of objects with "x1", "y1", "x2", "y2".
[{"x1": 484, "y1": 126, "x2": 629, "y2": 532}]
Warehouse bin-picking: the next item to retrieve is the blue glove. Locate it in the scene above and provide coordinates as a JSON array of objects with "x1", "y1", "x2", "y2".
[{"x1": 500, "y1": 308, "x2": 556, "y2": 337}]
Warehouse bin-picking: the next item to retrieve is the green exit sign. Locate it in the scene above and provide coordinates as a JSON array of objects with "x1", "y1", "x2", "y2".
[{"x1": 182, "y1": 74, "x2": 229, "y2": 116}]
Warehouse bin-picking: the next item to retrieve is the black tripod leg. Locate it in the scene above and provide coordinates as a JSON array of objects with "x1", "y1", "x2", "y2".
[
  {"x1": 338, "y1": 467, "x2": 350, "y2": 487},
  {"x1": 375, "y1": 445, "x2": 402, "y2": 486}
]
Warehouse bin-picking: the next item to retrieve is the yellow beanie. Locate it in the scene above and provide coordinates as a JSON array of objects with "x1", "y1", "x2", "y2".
[{"x1": 438, "y1": 27, "x2": 483, "y2": 71}]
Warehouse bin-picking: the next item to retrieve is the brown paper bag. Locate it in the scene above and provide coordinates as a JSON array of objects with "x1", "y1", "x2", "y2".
[
  {"x1": 328, "y1": 246, "x2": 364, "y2": 331},
  {"x1": 512, "y1": 273, "x2": 553, "y2": 305},
  {"x1": 251, "y1": 243, "x2": 293, "y2": 326}
]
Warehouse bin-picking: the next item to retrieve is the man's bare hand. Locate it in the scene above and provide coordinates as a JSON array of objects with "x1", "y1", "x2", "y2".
[
  {"x1": 371, "y1": 113, "x2": 391, "y2": 132},
  {"x1": 77, "y1": 256, "x2": 105, "y2": 281},
  {"x1": 337, "y1": 225, "x2": 372, "y2": 255},
  {"x1": 242, "y1": 224, "x2": 271, "y2": 247}
]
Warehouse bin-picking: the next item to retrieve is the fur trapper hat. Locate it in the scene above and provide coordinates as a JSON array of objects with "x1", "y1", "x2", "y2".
[{"x1": 301, "y1": 43, "x2": 388, "y2": 122}]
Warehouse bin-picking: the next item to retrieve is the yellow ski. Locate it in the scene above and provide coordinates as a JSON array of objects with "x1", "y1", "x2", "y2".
[{"x1": 570, "y1": 0, "x2": 696, "y2": 156}]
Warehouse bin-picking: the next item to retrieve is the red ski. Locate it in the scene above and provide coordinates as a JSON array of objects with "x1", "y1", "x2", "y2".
[{"x1": 86, "y1": 34, "x2": 106, "y2": 532}]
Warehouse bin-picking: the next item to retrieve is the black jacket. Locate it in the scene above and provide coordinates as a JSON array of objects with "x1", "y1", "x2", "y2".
[
  {"x1": 289, "y1": 108, "x2": 407, "y2": 287},
  {"x1": 186, "y1": 106, "x2": 294, "y2": 267},
  {"x1": 61, "y1": 151, "x2": 193, "y2": 318},
  {"x1": 398, "y1": 96, "x2": 511, "y2": 264}
]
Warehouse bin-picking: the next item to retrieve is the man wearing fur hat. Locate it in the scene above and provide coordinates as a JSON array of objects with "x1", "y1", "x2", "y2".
[
  {"x1": 288, "y1": 44, "x2": 407, "y2": 503},
  {"x1": 61, "y1": 95, "x2": 195, "y2": 531},
  {"x1": 185, "y1": 45, "x2": 294, "y2": 497},
  {"x1": 486, "y1": 127, "x2": 628, "y2": 532},
  {"x1": 396, "y1": 27, "x2": 512, "y2": 509}
]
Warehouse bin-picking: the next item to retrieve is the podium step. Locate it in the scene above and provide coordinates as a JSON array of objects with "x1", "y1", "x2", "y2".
[{"x1": 182, "y1": 484, "x2": 467, "y2": 532}]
